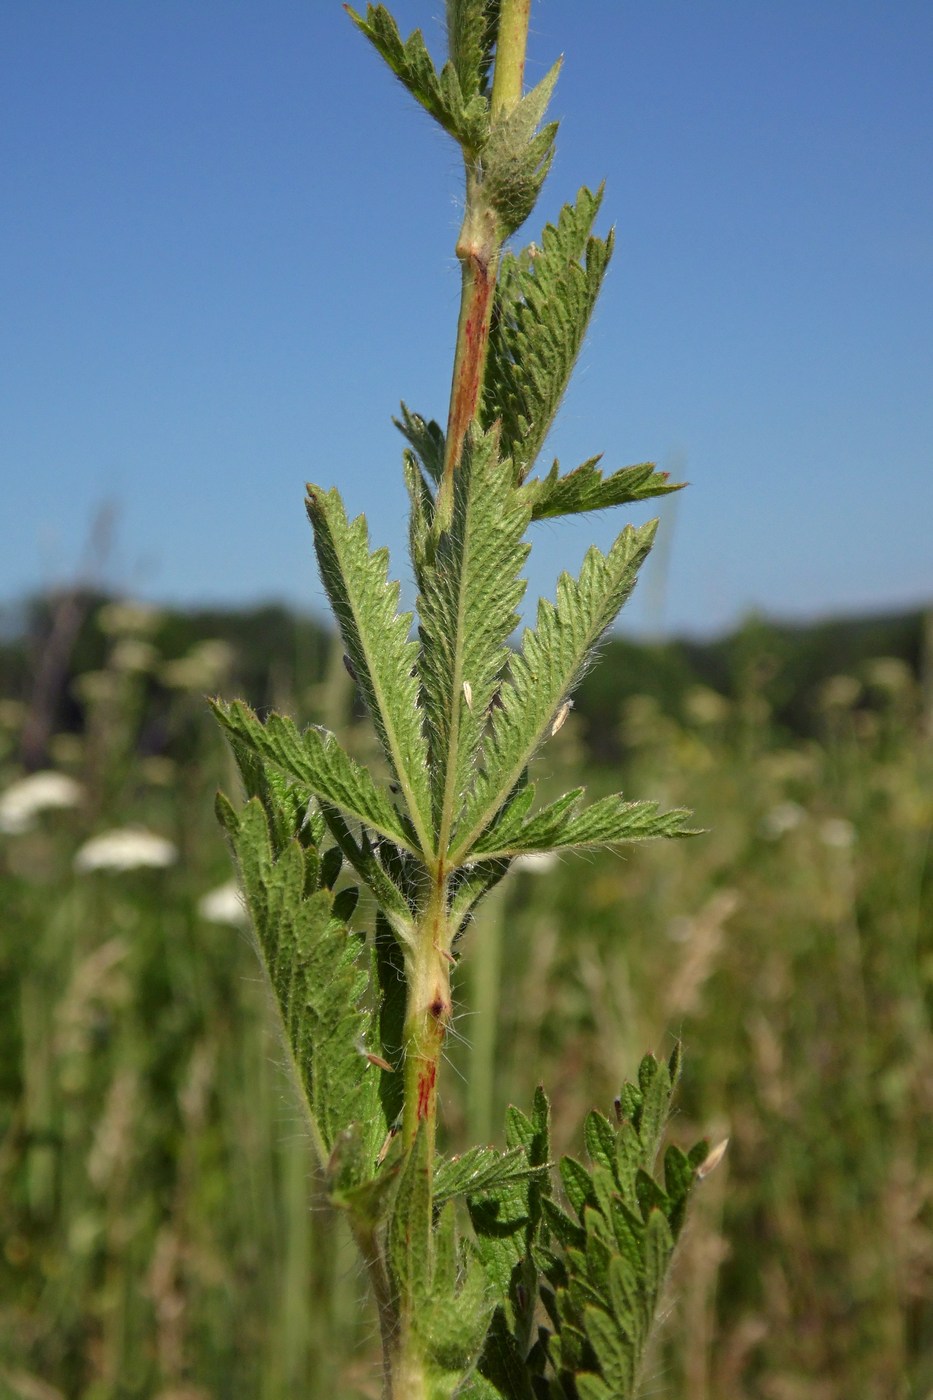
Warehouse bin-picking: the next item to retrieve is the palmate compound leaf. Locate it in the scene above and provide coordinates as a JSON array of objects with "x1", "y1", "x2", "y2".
[
  {"x1": 523, "y1": 457, "x2": 685, "y2": 521},
  {"x1": 305, "y1": 485, "x2": 434, "y2": 857},
  {"x1": 483, "y1": 184, "x2": 613, "y2": 482},
  {"x1": 347, "y1": 3, "x2": 489, "y2": 153},
  {"x1": 415, "y1": 425, "x2": 532, "y2": 843},
  {"x1": 450, "y1": 519, "x2": 658, "y2": 864},
  {"x1": 211, "y1": 699, "x2": 417, "y2": 854},
  {"x1": 215, "y1": 793, "x2": 385, "y2": 1173}
]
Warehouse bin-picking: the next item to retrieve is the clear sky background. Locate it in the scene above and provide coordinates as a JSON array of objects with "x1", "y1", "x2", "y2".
[{"x1": 2, "y1": 2, "x2": 931, "y2": 638}]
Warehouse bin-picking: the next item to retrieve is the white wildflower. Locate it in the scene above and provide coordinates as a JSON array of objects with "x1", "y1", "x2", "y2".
[
  {"x1": 683, "y1": 685, "x2": 730, "y2": 726},
  {"x1": 74, "y1": 828, "x2": 177, "y2": 873},
  {"x1": 863, "y1": 657, "x2": 912, "y2": 695},
  {"x1": 0, "y1": 770, "x2": 83, "y2": 835},
  {"x1": 819, "y1": 817, "x2": 856, "y2": 850},
  {"x1": 760, "y1": 800, "x2": 806, "y2": 840},
  {"x1": 819, "y1": 675, "x2": 861, "y2": 710},
  {"x1": 97, "y1": 601, "x2": 163, "y2": 637},
  {"x1": 110, "y1": 638, "x2": 159, "y2": 673},
  {"x1": 161, "y1": 640, "x2": 235, "y2": 692},
  {"x1": 198, "y1": 879, "x2": 249, "y2": 928}
]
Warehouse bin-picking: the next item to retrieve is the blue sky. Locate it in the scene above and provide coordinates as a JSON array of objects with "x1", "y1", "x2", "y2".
[{"x1": 2, "y1": 1, "x2": 931, "y2": 638}]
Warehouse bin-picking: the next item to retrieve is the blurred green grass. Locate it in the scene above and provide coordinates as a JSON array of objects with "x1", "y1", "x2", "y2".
[{"x1": 1, "y1": 601, "x2": 931, "y2": 1399}]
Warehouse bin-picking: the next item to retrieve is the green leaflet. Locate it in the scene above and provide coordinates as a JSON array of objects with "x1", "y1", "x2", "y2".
[
  {"x1": 396, "y1": 402, "x2": 446, "y2": 484},
  {"x1": 537, "y1": 1052, "x2": 707, "y2": 1399},
  {"x1": 451, "y1": 520, "x2": 658, "y2": 863},
  {"x1": 470, "y1": 1088, "x2": 551, "y2": 1379},
  {"x1": 305, "y1": 485, "x2": 435, "y2": 857},
  {"x1": 415, "y1": 426, "x2": 531, "y2": 843},
  {"x1": 471, "y1": 787, "x2": 698, "y2": 860},
  {"x1": 484, "y1": 185, "x2": 613, "y2": 481},
  {"x1": 318, "y1": 804, "x2": 416, "y2": 949},
  {"x1": 445, "y1": 0, "x2": 498, "y2": 102},
  {"x1": 434, "y1": 1144, "x2": 546, "y2": 1206},
  {"x1": 523, "y1": 458, "x2": 685, "y2": 521},
  {"x1": 347, "y1": 3, "x2": 489, "y2": 153},
  {"x1": 218, "y1": 795, "x2": 384, "y2": 1172},
  {"x1": 212, "y1": 698, "x2": 418, "y2": 854}
]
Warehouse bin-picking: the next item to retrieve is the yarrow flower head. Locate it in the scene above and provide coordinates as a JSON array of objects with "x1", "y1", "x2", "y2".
[
  {"x1": 74, "y1": 828, "x2": 178, "y2": 874},
  {"x1": 0, "y1": 771, "x2": 83, "y2": 835}
]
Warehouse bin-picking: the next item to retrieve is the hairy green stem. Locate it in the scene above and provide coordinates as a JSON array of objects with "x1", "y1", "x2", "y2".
[
  {"x1": 490, "y1": 0, "x2": 532, "y2": 118},
  {"x1": 401, "y1": 876, "x2": 452, "y2": 1156},
  {"x1": 437, "y1": 1, "x2": 532, "y2": 526},
  {"x1": 389, "y1": 10, "x2": 534, "y2": 1395}
]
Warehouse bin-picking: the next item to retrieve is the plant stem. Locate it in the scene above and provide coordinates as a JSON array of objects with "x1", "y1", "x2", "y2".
[
  {"x1": 389, "y1": 879, "x2": 452, "y2": 1399},
  {"x1": 437, "y1": 0, "x2": 533, "y2": 526},
  {"x1": 401, "y1": 875, "x2": 452, "y2": 1158},
  {"x1": 388, "y1": 12, "x2": 535, "y2": 1393},
  {"x1": 490, "y1": 0, "x2": 532, "y2": 118}
]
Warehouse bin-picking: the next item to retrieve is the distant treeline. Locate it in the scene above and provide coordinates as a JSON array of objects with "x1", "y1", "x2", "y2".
[{"x1": 1, "y1": 591, "x2": 929, "y2": 768}]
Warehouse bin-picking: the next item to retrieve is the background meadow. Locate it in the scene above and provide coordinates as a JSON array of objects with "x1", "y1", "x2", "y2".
[{"x1": 1, "y1": 594, "x2": 930, "y2": 1399}]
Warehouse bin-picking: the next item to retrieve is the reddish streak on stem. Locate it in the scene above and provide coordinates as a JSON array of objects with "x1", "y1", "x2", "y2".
[
  {"x1": 446, "y1": 251, "x2": 494, "y2": 479},
  {"x1": 416, "y1": 1062, "x2": 437, "y2": 1122}
]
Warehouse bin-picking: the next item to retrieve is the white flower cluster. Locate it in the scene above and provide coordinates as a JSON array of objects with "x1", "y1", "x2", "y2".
[
  {"x1": 74, "y1": 829, "x2": 178, "y2": 873},
  {"x1": 0, "y1": 771, "x2": 83, "y2": 835},
  {"x1": 198, "y1": 879, "x2": 249, "y2": 927}
]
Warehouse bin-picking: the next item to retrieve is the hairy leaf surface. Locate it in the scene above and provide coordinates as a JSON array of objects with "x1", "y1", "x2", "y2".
[
  {"x1": 212, "y1": 698, "x2": 417, "y2": 853},
  {"x1": 484, "y1": 185, "x2": 612, "y2": 480},
  {"x1": 218, "y1": 796, "x2": 383, "y2": 1169},
  {"x1": 434, "y1": 1144, "x2": 546, "y2": 1206},
  {"x1": 481, "y1": 60, "x2": 560, "y2": 236},
  {"x1": 446, "y1": 0, "x2": 498, "y2": 101},
  {"x1": 348, "y1": 4, "x2": 489, "y2": 151},
  {"x1": 471, "y1": 788, "x2": 697, "y2": 860},
  {"x1": 524, "y1": 458, "x2": 685, "y2": 521},
  {"x1": 415, "y1": 426, "x2": 531, "y2": 843},
  {"x1": 306, "y1": 485, "x2": 434, "y2": 855},
  {"x1": 452, "y1": 520, "x2": 657, "y2": 861}
]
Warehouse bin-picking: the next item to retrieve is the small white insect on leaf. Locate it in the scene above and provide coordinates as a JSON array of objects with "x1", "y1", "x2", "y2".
[
  {"x1": 550, "y1": 698, "x2": 573, "y2": 737},
  {"x1": 696, "y1": 1137, "x2": 729, "y2": 1181},
  {"x1": 462, "y1": 680, "x2": 473, "y2": 710}
]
